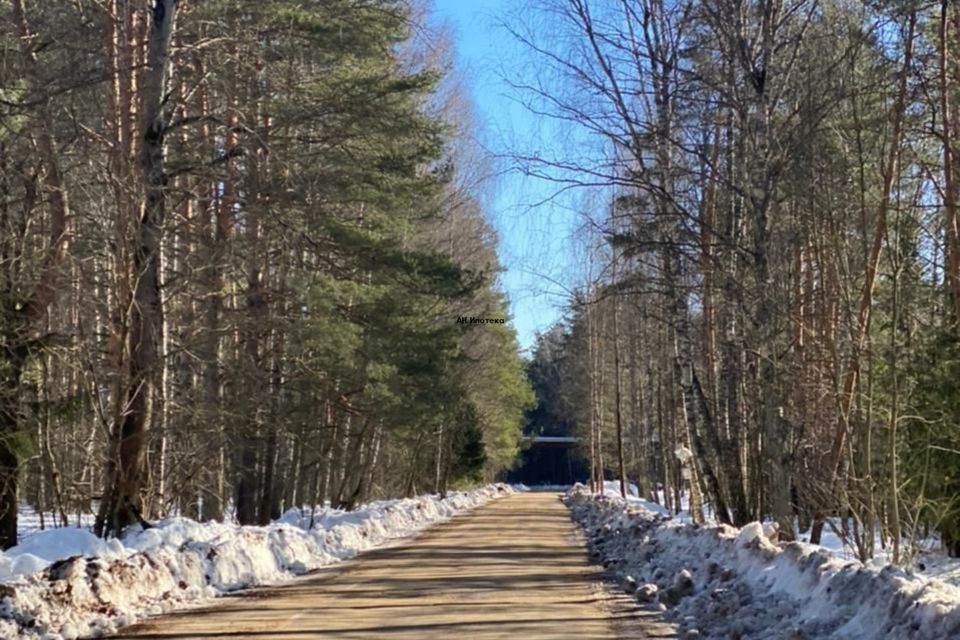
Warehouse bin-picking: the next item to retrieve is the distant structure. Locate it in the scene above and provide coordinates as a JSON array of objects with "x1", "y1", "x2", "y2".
[
  {"x1": 510, "y1": 326, "x2": 590, "y2": 486},
  {"x1": 506, "y1": 435, "x2": 588, "y2": 486}
]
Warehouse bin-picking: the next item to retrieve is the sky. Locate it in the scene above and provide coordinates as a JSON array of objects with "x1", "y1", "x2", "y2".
[{"x1": 428, "y1": 0, "x2": 584, "y2": 354}]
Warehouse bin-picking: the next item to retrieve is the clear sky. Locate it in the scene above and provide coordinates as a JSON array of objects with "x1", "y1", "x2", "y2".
[{"x1": 429, "y1": 0, "x2": 582, "y2": 354}]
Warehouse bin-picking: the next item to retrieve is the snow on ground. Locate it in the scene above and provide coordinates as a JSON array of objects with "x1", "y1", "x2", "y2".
[
  {"x1": 795, "y1": 523, "x2": 960, "y2": 594},
  {"x1": 0, "y1": 484, "x2": 512, "y2": 639},
  {"x1": 643, "y1": 484, "x2": 959, "y2": 585},
  {"x1": 919, "y1": 552, "x2": 960, "y2": 588},
  {"x1": 511, "y1": 483, "x2": 568, "y2": 492},
  {"x1": 18, "y1": 507, "x2": 96, "y2": 541},
  {"x1": 565, "y1": 485, "x2": 960, "y2": 640},
  {"x1": 600, "y1": 479, "x2": 638, "y2": 497}
]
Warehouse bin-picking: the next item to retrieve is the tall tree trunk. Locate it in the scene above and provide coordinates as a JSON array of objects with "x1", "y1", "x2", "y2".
[
  {"x1": 434, "y1": 423, "x2": 444, "y2": 494},
  {"x1": 741, "y1": 0, "x2": 794, "y2": 541},
  {"x1": 198, "y1": 57, "x2": 233, "y2": 522},
  {"x1": 586, "y1": 296, "x2": 600, "y2": 492},
  {"x1": 628, "y1": 328, "x2": 649, "y2": 498},
  {"x1": 235, "y1": 257, "x2": 264, "y2": 526},
  {"x1": 611, "y1": 257, "x2": 627, "y2": 498},
  {"x1": 236, "y1": 84, "x2": 271, "y2": 525},
  {"x1": 942, "y1": 1, "x2": 960, "y2": 320},
  {"x1": 97, "y1": 0, "x2": 178, "y2": 538}
]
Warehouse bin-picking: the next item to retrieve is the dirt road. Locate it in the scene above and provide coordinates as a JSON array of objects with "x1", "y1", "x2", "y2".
[{"x1": 113, "y1": 492, "x2": 675, "y2": 639}]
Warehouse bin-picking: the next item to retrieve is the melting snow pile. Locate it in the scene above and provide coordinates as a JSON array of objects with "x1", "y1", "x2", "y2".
[
  {"x1": 0, "y1": 484, "x2": 512, "y2": 639},
  {"x1": 565, "y1": 485, "x2": 960, "y2": 640}
]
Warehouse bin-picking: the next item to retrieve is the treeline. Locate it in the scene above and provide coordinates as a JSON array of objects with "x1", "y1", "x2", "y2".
[
  {"x1": 0, "y1": 0, "x2": 533, "y2": 549},
  {"x1": 517, "y1": 0, "x2": 960, "y2": 559}
]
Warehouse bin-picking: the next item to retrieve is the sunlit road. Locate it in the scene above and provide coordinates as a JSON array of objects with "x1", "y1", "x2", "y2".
[{"x1": 113, "y1": 493, "x2": 675, "y2": 639}]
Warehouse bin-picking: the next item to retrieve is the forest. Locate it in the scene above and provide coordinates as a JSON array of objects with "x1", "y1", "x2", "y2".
[
  {"x1": 0, "y1": 0, "x2": 534, "y2": 551},
  {"x1": 519, "y1": 0, "x2": 960, "y2": 560},
  {"x1": 4, "y1": 1, "x2": 960, "y2": 638},
  {"x1": 3, "y1": 0, "x2": 960, "y2": 575}
]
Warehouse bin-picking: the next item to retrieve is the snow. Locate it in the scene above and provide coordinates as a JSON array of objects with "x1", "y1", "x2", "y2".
[
  {"x1": 565, "y1": 484, "x2": 960, "y2": 639},
  {"x1": 512, "y1": 483, "x2": 570, "y2": 492},
  {"x1": 17, "y1": 506, "x2": 95, "y2": 538},
  {"x1": 600, "y1": 479, "x2": 639, "y2": 496},
  {"x1": 652, "y1": 487, "x2": 960, "y2": 589},
  {"x1": 920, "y1": 551, "x2": 960, "y2": 586},
  {"x1": 736, "y1": 522, "x2": 766, "y2": 546},
  {"x1": 0, "y1": 484, "x2": 512, "y2": 639},
  {"x1": 595, "y1": 481, "x2": 673, "y2": 516}
]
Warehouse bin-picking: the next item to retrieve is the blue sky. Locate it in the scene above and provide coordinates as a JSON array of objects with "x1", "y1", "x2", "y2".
[{"x1": 429, "y1": 0, "x2": 582, "y2": 354}]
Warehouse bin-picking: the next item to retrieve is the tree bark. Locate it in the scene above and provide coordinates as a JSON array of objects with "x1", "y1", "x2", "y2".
[
  {"x1": 611, "y1": 256, "x2": 627, "y2": 498},
  {"x1": 942, "y1": 1, "x2": 960, "y2": 320},
  {"x1": 97, "y1": 0, "x2": 178, "y2": 538}
]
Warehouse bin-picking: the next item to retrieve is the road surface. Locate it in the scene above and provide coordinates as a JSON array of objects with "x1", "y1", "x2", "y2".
[{"x1": 113, "y1": 492, "x2": 675, "y2": 639}]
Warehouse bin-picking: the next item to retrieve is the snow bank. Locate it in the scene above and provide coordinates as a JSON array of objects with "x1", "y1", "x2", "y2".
[
  {"x1": 564, "y1": 485, "x2": 960, "y2": 640},
  {"x1": 599, "y1": 479, "x2": 639, "y2": 497},
  {"x1": 0, "y1": 484, "x2": 512, "y2": 639}
]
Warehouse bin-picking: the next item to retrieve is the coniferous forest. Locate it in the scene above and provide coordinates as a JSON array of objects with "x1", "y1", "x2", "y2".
[{"x1": 0, "y1": 0, "x2": 533, "y2": 550}]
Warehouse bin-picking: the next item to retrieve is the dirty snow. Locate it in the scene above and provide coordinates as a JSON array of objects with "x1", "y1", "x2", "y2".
[
  {"x1": 0, "y1": 484, "x2": 512, "y2": 639},
  {"x1": 565, "y1": 485, "x2": 960, "y2": 640}
]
